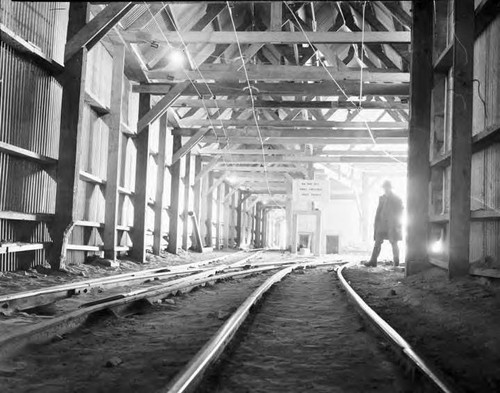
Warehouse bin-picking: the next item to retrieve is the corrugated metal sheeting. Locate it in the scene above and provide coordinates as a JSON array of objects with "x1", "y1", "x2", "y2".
[{"x1": 0, "y1": 1, "x2": 67, "y2": 271}]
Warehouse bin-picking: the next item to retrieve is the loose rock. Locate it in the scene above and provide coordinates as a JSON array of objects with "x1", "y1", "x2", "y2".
[{"x1": 105, "y1": 357, "x2": 123, "y2": 368}]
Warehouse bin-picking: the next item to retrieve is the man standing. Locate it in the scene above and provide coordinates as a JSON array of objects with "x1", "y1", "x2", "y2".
[{"x1": 364, "y1": 180, "x2": 403, "y2": 267}]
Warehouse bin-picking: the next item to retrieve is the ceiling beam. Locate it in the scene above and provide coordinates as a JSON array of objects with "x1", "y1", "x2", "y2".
[
  {"x1": 199, "y1": 149, "x2": 407, "y2": 157},
  {"x1": 210, "y1": 156, "x2": 407, "y2": 164},
  {"x1": 133, "y1": 81, "x2": 409, "y2": 97},
  {"x1": 172, "y1": 98, "x2": 408, "y2": 110},
  {"x1": 177, "y1": 120, "x2": 407, "y2": 128},
  {"x1": 150, "y1": 64, "x2": 410, "y2": 83},
  {"x1": 121, "y1": 30, "x2": 411, "y2": 44},
  {"x1": 202, "y1": 137, "x2": 407, "y2": 145}
]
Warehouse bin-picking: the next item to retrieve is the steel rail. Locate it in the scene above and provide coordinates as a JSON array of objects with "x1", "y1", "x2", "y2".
[
  {"x1": 0, "y1": 252, "x2": 265, "y2": 358},
  {"x1": 162, "y1": 265, "x2": 298, "y2": 393},
  {"x1": 0, "y1": 250, "x2": 254, "y2": 312},
  {"x1": 337, "y1": 263, "x2": 459, "y2": 393}
]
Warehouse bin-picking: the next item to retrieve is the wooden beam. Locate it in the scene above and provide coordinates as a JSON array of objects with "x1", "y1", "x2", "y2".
[
  {"x1": 130, "y1": 94, "x2": 151, "y2": 262},
  {"x1": 173, "y1": 98, "x2": 408, "y2": 110},
  {"x1": 202, "y1": 137, "x2": 408, "y2": 145},
  {"x1": 104, "y1": 44, "x2": 125, "y2": 261},
  {"x1": 50, "y1": 3, "x2": 89, "y2": 270},
  {"x1": 475, "y1": 0, "x2": 500, "y2": 38},
  {"x1": 122, "y1": 30, "x2": 411, "y2": 44},
  {"x1": 171, "y1": 127, "x2": 211, "y2": 164},
  {"x1": 215, "y1": 166, "x2": 307, "y2": 174},
  {"x1": 182, "y1": 152, "x2": 192, "y2": 251},
  {"x1": 174, "y1": 128, "x2": 408, "y2": 139},
  {"x1": 448, "y1": 0, "x2": 474, "y2": 278},
  {"x1": 0, "y1": 141, "x2": 57, "y2": 166},
  {"x1": 65, "y1": 2, "x2": 134, "y2": 62},
  {"x1": 134, "y1": 81, "x2": 409, "y2": 97},
  {"x1": 270, "y1": 2, "x2": 283, "y2": 31},
  {"x1": 178, "y1": 120, "x2": 407, "y2": 129},
  {"x1": 192, "y1": 155, "x2": 203, "y2": 221},
  {"x1": 205, "y1": 173, "x2": 214, "y2": 247},
  {"x1": 199, "y1": 148, "x2": 407, "y2": 157},
  {"x1": 136, "y1": 81, "x2": 190, "y2": 133},
  {"x1": 167, "y1": 135, "x2": 182, "y2": 254},
  {"x1": 212, "y1": 156, "x2": 407, "y2": 164},
  {"x1": 151, "y1": 64, "x2": 410, "y2": 83},
  {"x1": 194, "y1": 156, "x2": 220, "y2": 184},
  {"x1": 153, "y1": 114, "x2": 168, "y2": 255},
  {"x1": 215, "y1": 181, "x2": 223, "y2": 249}
]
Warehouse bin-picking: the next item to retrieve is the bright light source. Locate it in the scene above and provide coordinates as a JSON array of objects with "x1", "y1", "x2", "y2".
[
  {"x1": 168, "y1": 49, "x2": 185, "y2": 69},
  {"x1": 430, "y1": 240, "x2": 443, "y2": 253}
]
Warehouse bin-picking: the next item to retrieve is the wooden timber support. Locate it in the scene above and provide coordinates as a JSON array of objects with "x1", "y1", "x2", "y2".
[
  {"x1": 236, "y1": 191, "x2": 251, "y2": 248},
  {"x1": 182, "y1": 152, "x2": 192, "y2": 251},
  {"x1": 130, "y1": 94, "x2": 151, "y2": 262},
  {"x1": 447, "y1": 0, "x2": 474, "y2": 277},
  {"x1": 215, "y1": 182, "x2": 223, "y2": 250},
  {"x1": 50, "y1": 3, "x2": 89, "y2": 270},
  {"x1": 103, "y1": 44, "x2": 125, "y2": 261},
  {"x1": 167, "y1": 135, "x2": 182, "y2": 254},
  {"x1": 192, "y1": 155, "x2": 203, "y2": 228},
  {"x1": 205, "y1": 173, "x2": 214, "y2": 247},
  {"x1": 152, "y1": 114, "x2": 168, "y2": 255},
  {"x1": 405, "y1": 0, "x2": 433, "y2": 276}
]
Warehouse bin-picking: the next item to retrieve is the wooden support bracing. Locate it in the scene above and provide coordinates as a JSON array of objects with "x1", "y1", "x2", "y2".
[
  {"x1": 167, "y1": 135, "x2": 183, "y2": 254},
  {"x1": 65, "y1": 2, "x2": 134, "y2": 62},
  {"x1": 152, "y1": 114, "x2": 168, "y2": 255},
  {"x1": 104, "y1": 44, "x2": 125, "y2": 261},
  {"x1": 50, "y1": 3, "x2": 89, "y2": 270},
  {"x1": 130, "y1": 94, "x2": 151, "y2": 262},
  {"x1": 182, "y1": 152, "x2": 192, "y2": 251},
  {"x1": 171, "y1": 127, "x2": 211, "y2": 164},
  {"x1": 405, "y1": 0, "x2": 433, "y2": 275},
  {"x1": 136, "y1": 81, "x2": 190, "y2": 133}
]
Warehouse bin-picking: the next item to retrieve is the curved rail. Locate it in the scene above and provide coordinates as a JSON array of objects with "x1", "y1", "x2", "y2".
[
  {"x1": 0, "y1": 250, "x2": 257, "y2": 312},
  {"x1": 162, "y1": 265, "x2": 298, "y2": 393},
  {"x1": 337, "y1": 263, "x2": 458, "y2": 393}
]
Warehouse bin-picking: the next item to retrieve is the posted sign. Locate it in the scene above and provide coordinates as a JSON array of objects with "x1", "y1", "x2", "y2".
[{"x1": 292, "y1": 179, "x2": 329, "y2": 202}]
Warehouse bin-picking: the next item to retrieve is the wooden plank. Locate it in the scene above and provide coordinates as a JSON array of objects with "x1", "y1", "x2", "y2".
[
  {"x1": 192, "y1": 155, "x2": 203, "y2": 222},
  {"x1": 65, "y1": 2, "x2": 134, "y2": 62},
  {"x1": 134, "y1": 81, "x2": 409, "y2": 97},
  {"x1": 84, "y1": 91, "x2": 110, "y2": 115},
  {"x1": 172, "y1": 98, "x2": 409, "y2": 110},
  {"x1": 79, "y1": 171, "x2": 106, "y2": 185},
  {"x1": 152, "y1": 64, "x2": 410, "y2": 83},
  {"x1": 214, "y1": 166, "x2": 307, "y2": 174},
  {"x1": 199, "y1": 148, "x2": 407, "y2": 157},
  {"x1": 50, "y1": 3, "x2": 89, "y2": 270},
  {"x1": 194, "y1": 157, "x2": 220, "y2": 185},
  {"x1": 153, "y1": 114, "x2": 168, "y2": 255},
  {"x1": 215, "y1": 182, "x2": 223, "y2": 249},
  {"x1": 270, "y1": 2, "x2": 282, "y2": 31},
  {"x1": 0, "y1": 23, "x2": 63, "y2": 74},
  {"x1": 205, "y1": 173, "x2": 214, "y2": 247},
  {"x1": 167, "y1": 135, "x2": 182, "y2": 254},
  {"x1": 175, "y1": 128, "x2": 408, "y2": 139},
  {"x1": 182, "y1": 152, "x2": 192, "y2": 251},
  {"x1": 136, "y1": 81, "x2": 190, "y2": 133},
  {"x1": 213, "y1": 156, "x2": 408, "y2": 164},
  {"x1": 130, "y1": 94, "x2": 151, "y2": 262},
  {"x1": 0, "y1": 141, "x2": 57, "y2": 166},
  {"x1": 122, "y1": 30, "x2": 411, "y2": 44},
  {"x1": 448, "y1": 0, "x2": 474, "y2": 278},
  {"x1": 178, "y1": 120, "x2": 408, "y2": 129},
  {"x1": 171, "y1": 127, "x2": 211, "y2": 164},
  {"x1": 104, "y1": 44, "x2": 125, "y2": 261},
  {"x1": 0, "y1": 211, "x2": 53, "y2": 222},
  {"x1": 202, "y1": 137, "x2": 408, "y2": 145}
]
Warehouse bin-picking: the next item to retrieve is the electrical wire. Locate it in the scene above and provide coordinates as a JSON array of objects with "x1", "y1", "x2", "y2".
[{"x1": 284, "y1": 1, "x2": 406, "y2": 167}]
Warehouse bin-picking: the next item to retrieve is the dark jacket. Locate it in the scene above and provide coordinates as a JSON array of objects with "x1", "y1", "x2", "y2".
[{"x1": 374, "y1": 193, "x2": 403, "y2": 241}]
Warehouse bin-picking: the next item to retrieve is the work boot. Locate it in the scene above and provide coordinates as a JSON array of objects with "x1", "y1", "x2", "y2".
[{"x1": 363, "y1": 260, "x2": 377, "y2": 267}]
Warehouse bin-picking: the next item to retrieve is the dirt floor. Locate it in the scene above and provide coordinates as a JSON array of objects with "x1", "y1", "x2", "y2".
[
  {"x1": 202, "y1": 268, "x2": 424, "y2": 393},
  {"x1": 0, "y1": 269, "x2": 275, "y2": 393},
  {"x1": 343, "y1": 264, "x2": 500, "y2": 393},
  {"x1": 0, "y1": 249, "x2": 234, "y2": 296}
]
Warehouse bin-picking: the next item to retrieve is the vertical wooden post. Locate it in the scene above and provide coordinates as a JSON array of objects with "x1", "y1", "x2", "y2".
[
  {"x1": 167, "y1": 135, "x2": 182, "y2": 254},
  {"x1": 223, "y1": 183, "x2": 230, "y2": 248},
  {"x1": 405, "y1": 0, "x2": 433, "y2": 275},
  {"x1": 192, "y1": 155, "x2": 202, "y2": 223},
  {"x1": 104, "y1": 44, "x2": 125, "y2": 261},
  {"x1": 50, "y1": 3, "x2": 89, "y2": 270},
  {"x1": 152, "y1": 114, "x2": 168, "y2": 255},
  {"x1": 130, "y1": 94, "x2": 151, "y2": 262},
  {"x1": 236, "y1": 191, "x2": 243, "y2": 247},
  {"x1": 182, "y1": 152, "x2": 192, "y2": 250},
  {"x1": 215, "y1": 182, "x2": 223, "y2": 249},
  {"x1": 448, "y1": 0, "x2": 473, "y2": 277},
  {"x1": 262, "y1": 208, "x2": 268, "y2": 248},
  {"x1": 205, "y1": 172, "x2": 214, "y2": 247},
  {"x1": 255, "y1": 202, "x2": 262, "y2": 248}
]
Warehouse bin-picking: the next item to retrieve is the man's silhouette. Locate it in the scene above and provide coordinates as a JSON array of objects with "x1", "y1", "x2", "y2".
[{"x1": 364, "y1": 180, "x2": 403, "y2": 267}]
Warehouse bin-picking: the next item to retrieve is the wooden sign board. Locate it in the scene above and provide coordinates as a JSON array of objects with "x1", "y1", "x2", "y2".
[{"x1": 292, "y1": 179, "x2": 330, "y2": 202}]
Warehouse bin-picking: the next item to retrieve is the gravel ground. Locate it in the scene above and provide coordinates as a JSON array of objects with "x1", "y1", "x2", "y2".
[
  {"x1": 343, "y1": 264, "x2": 500, "y2": 393},
  {"x1": 201, "y1": 267, "x2": 424, "y2": 393}
]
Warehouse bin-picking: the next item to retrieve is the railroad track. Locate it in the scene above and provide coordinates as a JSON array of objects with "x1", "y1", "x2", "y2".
[
  {"x1": 0, "y1": 251, "x2": 334, "y2": 359},
  {"x1": 0, "y1": 258, "x2": 460, "y2": 393}
]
